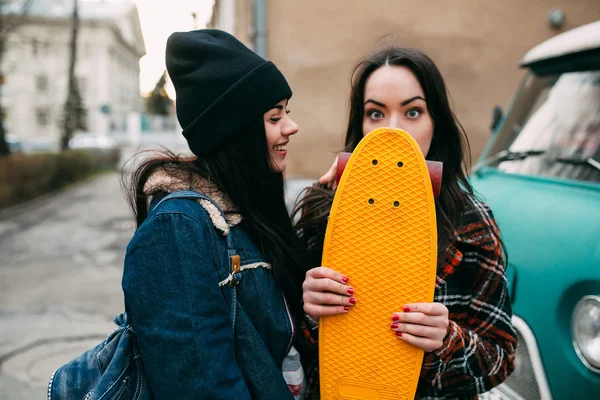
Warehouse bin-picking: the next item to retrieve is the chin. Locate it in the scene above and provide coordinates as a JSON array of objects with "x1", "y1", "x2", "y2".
[{"x1": 276, "y1": 162, "x2": 286, "y2": 173}]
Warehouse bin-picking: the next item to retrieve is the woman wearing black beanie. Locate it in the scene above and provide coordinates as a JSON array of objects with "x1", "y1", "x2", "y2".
[{"x1": 121, "y1": 30, "x2": 309, "y2": 399}]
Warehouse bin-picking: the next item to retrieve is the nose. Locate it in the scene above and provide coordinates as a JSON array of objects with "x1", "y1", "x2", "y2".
[
  {"x1": 282, "y1": 116, "x2": 299, "y2": 137},
  {"x1": 388, "y1": 114, "x2": 403, "y2": 130}
]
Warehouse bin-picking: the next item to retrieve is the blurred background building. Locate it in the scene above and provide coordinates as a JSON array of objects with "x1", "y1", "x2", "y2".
[
  {"x1": 2, "y1": 0, "x2": 147, "y2": 152},
  {"x1": 208, "y1": 0, "x2": 600, "y2": 178},
  {"x1": 1, "y1": 0, "x2": 599, "y2": 171}
]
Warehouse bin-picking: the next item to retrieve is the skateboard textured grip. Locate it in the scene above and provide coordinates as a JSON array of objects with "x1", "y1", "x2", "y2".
[{"x1": 320, "y1": 128, "x2": 437, "y2": 400}]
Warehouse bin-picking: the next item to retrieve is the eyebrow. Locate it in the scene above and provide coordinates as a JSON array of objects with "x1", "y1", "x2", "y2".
[
  {"x1": 364, "y1": 99, "x2": 386, "y2": 108},
  {"x1": 364, "y1": 96, "x2": 426, "y2": 108},
  {"x1": 401, "y1": 96, "x2": 426, "y2": 106}
]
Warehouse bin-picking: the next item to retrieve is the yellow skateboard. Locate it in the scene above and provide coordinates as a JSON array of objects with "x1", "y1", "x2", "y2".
[{"x1": 319, "y1": 128, "x2": 441, "y2": 400}]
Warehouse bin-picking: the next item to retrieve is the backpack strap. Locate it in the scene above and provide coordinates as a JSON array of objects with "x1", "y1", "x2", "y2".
[{"x1": 133, "y1": 190, "x2": 240, "y2": 328}]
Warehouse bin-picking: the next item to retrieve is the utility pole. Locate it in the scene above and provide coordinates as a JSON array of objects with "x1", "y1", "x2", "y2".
[{"x1": 61, "y1": 0, "x2": 79, "y2": 151}]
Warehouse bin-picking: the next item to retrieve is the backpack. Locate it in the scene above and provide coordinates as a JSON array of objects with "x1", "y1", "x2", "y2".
[{"x1": 48, "y1": 191, "x2": 242, "y2": 400}]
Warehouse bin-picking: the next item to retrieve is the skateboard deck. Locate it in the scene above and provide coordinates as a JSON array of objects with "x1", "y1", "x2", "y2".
[{"x1": 319, "y1": 128, "x2": 439, "y2": 400}]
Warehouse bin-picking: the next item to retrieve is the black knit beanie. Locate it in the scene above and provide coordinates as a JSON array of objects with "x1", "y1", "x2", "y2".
[{"x1": 165, "y1": 29, "x2": 292, "y2": 156}]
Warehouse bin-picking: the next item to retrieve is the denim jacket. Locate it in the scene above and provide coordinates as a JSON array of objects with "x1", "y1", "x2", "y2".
[{"x1": 122, "y1": 185, "x2": 296, "y2": 399}]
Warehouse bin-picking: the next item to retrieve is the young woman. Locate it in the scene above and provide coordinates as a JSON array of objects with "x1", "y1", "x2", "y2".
[
  {"x1": 122, "y1": 29, "x2": 308, "y2": 399},
  {"x1": 294, "y1": 47, "x2": 518, "y2": 399}
]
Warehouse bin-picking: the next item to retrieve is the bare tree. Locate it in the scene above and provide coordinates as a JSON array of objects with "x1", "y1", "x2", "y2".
[
  {"x1": 0, "y1": 0, "x2": 34, "y2": 156},
  {"x1": 60, "y1": 0, "x2": 79, "y2": 151}
]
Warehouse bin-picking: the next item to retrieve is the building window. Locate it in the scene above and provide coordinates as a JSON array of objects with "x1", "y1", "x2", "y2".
[
  {"x1": 36, "y1": 75, "x2": 48, "y2": 94},
  {"x1": 32, "y1": 39, "x2": 39, "y2": 56},
  {"x1": 36, "y1": 108, "x2": 50, "y2": 127}
]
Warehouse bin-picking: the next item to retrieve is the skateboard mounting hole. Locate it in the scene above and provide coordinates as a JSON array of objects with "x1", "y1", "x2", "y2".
[
  {"x1": 397, "y1": 161, "x2": 404, "y2": 168},
  {"x1": 368, "y1": 198, "x2": 375, "y2": 205},
  {"x1": 372, "y1": 159, "x2": 378, "y2": 165},
  {"x1": 393, "y1": 201, "x2": 400, "y2": 207}
]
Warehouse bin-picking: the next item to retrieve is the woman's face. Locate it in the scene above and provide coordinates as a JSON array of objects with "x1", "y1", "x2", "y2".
[
  {"x1": 264, "y1": 99, "x2": 299, "y2": 172},
  {"x1": 362, "y1": 66, "x2": 434, "y2": 156}
]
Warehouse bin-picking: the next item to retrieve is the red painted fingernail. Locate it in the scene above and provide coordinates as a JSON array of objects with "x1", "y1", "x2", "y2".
[
  {"x1": 342, "y1": 276, "x2": 349, "y2": 283},
  {"x1": 392, "y1": 314, "x2": 400, "y2": 321},
  {"x1": 403, "y1": 306, "x2": 411, "y2": 312},
  {"x1": 391, "y1": 323, "x2": 398, "y2": 329},
  {"x1": 349, "y1": 297, "x2": 356, "y2": 305},
  {"x1": 347, "y1": 288, "x2": 354, "y2": 295},
  {"x1": 344, "y1": 306, "x2": 350, "y2": 311},
  {"x1": 396, "y1": 331, "x2": 403, "y2": 337}
]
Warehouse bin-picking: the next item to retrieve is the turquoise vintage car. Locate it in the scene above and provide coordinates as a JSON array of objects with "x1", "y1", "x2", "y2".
[{"x1": 472, "y1": 21, "x2": 600, "y2": 399}]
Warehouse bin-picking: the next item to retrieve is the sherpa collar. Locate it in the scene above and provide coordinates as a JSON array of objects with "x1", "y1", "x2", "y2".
[{"x1": 143, "y1": 166, "x2": 242, "y2": 235}]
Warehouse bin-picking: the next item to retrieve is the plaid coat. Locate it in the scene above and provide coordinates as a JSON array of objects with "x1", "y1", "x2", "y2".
[{"x1": 300, "y1": 195, "x2": 517, "y2": 399}]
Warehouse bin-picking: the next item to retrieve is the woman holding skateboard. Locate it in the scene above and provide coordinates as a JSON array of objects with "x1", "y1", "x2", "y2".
[{"x1": 294, "y1": 47, "x2": 517, "y2": 399}]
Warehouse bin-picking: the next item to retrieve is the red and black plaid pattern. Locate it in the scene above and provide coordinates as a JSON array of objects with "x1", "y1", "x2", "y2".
[
  {"x1": 418, "y1": 197, "x2": 517, "y2": 399},
  {"x1": 301, "y1": 196, "x2": 517, "y2": 399}
]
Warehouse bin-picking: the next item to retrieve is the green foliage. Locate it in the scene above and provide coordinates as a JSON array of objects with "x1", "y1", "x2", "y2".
[
  {"x1": 145, "y1": 71, "x2": 172, "y2": 115},
  {"x1": 0, "y1": 148, "x2": 120, "y2": 208}
]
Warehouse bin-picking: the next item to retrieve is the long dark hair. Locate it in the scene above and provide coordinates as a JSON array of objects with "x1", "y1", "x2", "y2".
[
  {"x1": 123, "y1": 118, "x2": 308, "y2": 319},
  {"x1": 293, "y1": 47, "x2": 476, "y2": 269}
]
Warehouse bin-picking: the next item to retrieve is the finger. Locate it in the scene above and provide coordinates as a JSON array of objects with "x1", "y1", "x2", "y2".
[
  {"x1": 326, "y1": 176, "x2": 336, "y2": 190},
  {"x1": 393, "y1": 312, "x2": 446, "y2": 328},
  {"x1": 318, "y1": 173, "x2": 331, "y2": 185},
  {"x1": 390, "y1": 322, "x2": 442, "y2": 340},
  {"x1": 307, "y1": 266, "x2": 349, "y2": 284},
  {"x1": 304, "y1": 291, "x2": 356, "y2": 307},
  {"x1": 304, "y1": 277, "x2": 354, "y2": 297},
  {"x1": 319, "y1": 166, "x2": 336, "y2": 185},
  {"x1": 404, "y1": 302, "x2": 447, "y2": 316},
  {"x1": 304, "y1": 304, "x2": 350, "y2": 318},
  {"x1": 319, "y1": 158, "x2": 338, "y2": 185},
  {"x1": 395, "y1": 332, "x2": 442, "y2": 352}
]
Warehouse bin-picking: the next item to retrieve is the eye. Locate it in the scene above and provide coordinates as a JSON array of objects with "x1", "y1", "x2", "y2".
[
  {"x1": 270, "y1": 117, "x2": 282, "y2": 123},
  {"x1": 367, "y1": 109, "x2": 384, "y2": 120},
  {"x1": 406, "y1": 108, "x2": 422, "y2": 119}
]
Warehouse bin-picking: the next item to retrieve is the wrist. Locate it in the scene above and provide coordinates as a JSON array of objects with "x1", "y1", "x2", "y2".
[{"x1": 434, "y1": 320, "x2": 456, "y2": 359}]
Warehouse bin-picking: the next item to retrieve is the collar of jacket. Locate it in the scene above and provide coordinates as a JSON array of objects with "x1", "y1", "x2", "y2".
[{"x1": 143, "y1": 165, "x2": 243, "y2": 234}]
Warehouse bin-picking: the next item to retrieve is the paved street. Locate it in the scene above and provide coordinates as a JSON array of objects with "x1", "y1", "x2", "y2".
[
  {"x1": 0, "y1": 172, "x2": 133, "y2": 398},
  {"x1": 0, "y1": 167, "x2": 314, "y2": 398}
]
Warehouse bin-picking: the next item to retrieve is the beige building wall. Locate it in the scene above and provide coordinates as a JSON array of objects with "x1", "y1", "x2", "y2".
[
  {"x1": 234, "y1": 0, "x2": 254, "y2": 48},
  {"x1": 208, "y1": 0, "x2": 254, "y2": 48},
  {"x1": 262, "y1": 0, "x2": 600, "y2": 178}
]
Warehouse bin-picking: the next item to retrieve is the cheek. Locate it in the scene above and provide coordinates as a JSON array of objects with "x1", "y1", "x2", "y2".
[
  {"x1": 414, "y1": 118, "x2": 434, "y2": 155},
  {"x1": 362, "y1": 117, "x2": 377, "y2": 136},
  {"x1": 264, "y1": 122, "x2": 277, "y2": 146}
]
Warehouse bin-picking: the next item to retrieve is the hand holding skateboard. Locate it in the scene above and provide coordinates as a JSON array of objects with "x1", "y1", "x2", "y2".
[
  {"x1": 318, "y1": 156, "x2": 340, "y2": 190},
  {"x1": 303, "y1": 266, "x2": 356, "y2": 318},
  {"x1": 302, "y1": 265, "x2": 449, "y2": 352},
  {"x1": 390, "y1": 303, "x2": 449, "y2": 352}
]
